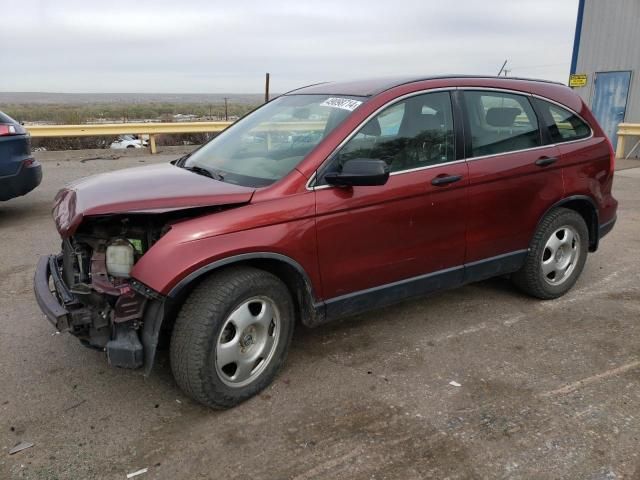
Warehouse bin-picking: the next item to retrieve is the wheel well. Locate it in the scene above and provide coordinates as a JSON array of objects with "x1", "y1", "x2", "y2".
[
  {"x1": 554, "y1": 199, "x2": 598, "y2": 251},
  {"x1": 161, "y1": 258, "x2": 319, "y2": 341},
  {"x1": 243, "y1": 258, "x2": 318, "y2": 326}
]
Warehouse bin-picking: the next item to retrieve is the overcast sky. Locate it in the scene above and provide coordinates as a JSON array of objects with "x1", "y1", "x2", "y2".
[{"x1": 0, "y1": 0, "x2": 579, "y2": 93}]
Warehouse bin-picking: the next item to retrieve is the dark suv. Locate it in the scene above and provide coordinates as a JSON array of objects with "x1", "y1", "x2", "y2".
[
  {"x1": 0, "y1": 111, "x2": 41, "y2": 201},
  {"x1": 34, "y1": 76, "x2": 617, "y2": 408}
]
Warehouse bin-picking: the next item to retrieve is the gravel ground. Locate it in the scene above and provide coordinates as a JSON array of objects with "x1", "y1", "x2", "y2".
[{"x1": 1, "y1": 149, "x2": 639, "y2": 479}]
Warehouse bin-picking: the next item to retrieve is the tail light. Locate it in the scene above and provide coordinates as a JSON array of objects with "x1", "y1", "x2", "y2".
[
  {"x1": 606, "y1": 137, "x2": 616, "y2": 175},
  {"x1": 0, "y1": 124, "x2": 19, "y2": 136}
]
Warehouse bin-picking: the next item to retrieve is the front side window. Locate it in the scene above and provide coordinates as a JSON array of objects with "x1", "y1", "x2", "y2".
[
  {"x1": 184, "y1": 94, "x2": 366, "y2": 187},
  {"x1": 463, "y1": 90, "x2": 541, "y2": 157},
  {"x1": 535, "y1": 99, "x2": 591, "y2": 142},
  {"x1": 320, "y1": 91, "x2": 455, "y2": 182}
]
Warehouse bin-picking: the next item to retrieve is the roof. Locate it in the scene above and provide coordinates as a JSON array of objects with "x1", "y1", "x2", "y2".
[{"x1": 286, "y1": 75, "x2": 564, "y2": 97}]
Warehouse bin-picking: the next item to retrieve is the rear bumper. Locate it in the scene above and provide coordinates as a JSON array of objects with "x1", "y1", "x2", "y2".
[
  {"x1": 0, "y1": 160, "x2": 42, "y2": 201},
  {"x1": 598, "y1": 215, "x2": 616, "y2": 240}
]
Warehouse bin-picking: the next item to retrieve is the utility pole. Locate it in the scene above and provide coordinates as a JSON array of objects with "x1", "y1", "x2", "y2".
[
  {"x1": 264, "y1": 73, "x2": 270, "y2": 103},
  {"x1": 224, "y1": 97, "x2": 229, "y2": 121},
  {"x1": 209, "y1": 104, "x2": 212, "y2": 120},
  {"x1": 497, "y1": 59, "x2": 508, "y2": 77}
]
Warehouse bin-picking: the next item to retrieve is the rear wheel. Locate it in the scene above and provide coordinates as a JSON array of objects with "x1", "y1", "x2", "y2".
[
  {"x1": 170, "y1": 266, "x2": 295, "y2": 408},
  {"x1": 512, "y1": 208, "x2": 589, "y2": 299}
]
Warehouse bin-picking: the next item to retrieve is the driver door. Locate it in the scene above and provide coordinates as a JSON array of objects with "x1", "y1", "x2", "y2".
[{"x1": 313, "y1": 90, "x2": 468, "y2": 319}]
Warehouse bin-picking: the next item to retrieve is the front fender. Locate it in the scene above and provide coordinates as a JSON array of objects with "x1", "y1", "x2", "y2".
[{"x1": 131, "y1": 217, "x2": 321, "y2": 300}]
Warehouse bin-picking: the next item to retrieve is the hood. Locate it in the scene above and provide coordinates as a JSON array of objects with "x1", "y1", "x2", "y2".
[{"x1": 53, "y1": 163, "x2": 255, "y2": 237}]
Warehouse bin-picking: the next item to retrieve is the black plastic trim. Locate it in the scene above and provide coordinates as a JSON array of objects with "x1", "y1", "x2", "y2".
[
  {"x1": 530, "y1": 96, "x2": 555, "y2": 145},
  {"x1": 324, "y1": 266, "x2": 464, "y2": 321},
  {"x1": 141, "y1": 299, "x2": 166, "y2": 375},
  {"x1": 33, "y1": 255, "x2": 70, "y2": 329},
  {"x1": 451, "y1": 90, "x2": 467, "y2": 160},
  {"x1": 538, "y1": 195, "x2": 599, "y2": 251},
  {"x1": 464, "y1": 250, "x2": 528, "y2": 283},
  {"x1": 598, "y1": 215, "x2": 616, "y2": 240},
  {"x1": 320, "y1": 249, "x2": 530, "y2": 323},
  {"x1": 166, "y1": 252, "x2": 319, "y2": 302},
  {"x1": 456, "y1": 90, "x2": 474, "y2": 159}
]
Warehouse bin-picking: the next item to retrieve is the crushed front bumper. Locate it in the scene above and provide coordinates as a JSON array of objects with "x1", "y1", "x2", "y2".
[
  {"x1": 33, "y1": 254, "x2": 165, "y2": 372},
  {"x1": 34, "y1": 255, "x2": 73, "y2": 331}
]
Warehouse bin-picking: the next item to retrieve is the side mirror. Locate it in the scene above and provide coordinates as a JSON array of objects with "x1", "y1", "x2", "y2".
[{"x1": 324, "y1": 159, "x2": 390, "y2": 187}]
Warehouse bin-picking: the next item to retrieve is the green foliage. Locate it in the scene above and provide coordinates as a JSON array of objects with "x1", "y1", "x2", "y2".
[{"x1": 3, "y1": 102, "x2": 258, "y2": 124}]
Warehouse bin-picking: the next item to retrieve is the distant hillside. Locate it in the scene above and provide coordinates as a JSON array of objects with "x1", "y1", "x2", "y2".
[{"x1": 0, "y1": 92, "x2": 269, "y2": 105}]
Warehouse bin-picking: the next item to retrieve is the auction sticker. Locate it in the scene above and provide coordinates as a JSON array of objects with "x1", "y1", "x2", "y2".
[{"x1": 320, "y1": 97, "x2": 363, "y2": 111}]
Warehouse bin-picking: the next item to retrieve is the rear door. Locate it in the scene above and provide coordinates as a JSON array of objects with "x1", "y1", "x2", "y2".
[
  {"x1": 460, "y1": 89, "x2": 563, "y2": 280},
  {"x1": 313, "y1": 90, "x2": 468, "y2": 317}
]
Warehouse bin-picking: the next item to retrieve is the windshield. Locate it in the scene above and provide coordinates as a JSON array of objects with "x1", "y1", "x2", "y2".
[{"x1": 183, "y1": 94, "x2": 366, "y2": 187}]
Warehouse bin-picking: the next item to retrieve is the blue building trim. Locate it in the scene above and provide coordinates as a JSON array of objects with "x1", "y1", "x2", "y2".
[{"x1": 570, "y1": 0, "x2": 586, "y2": 74}]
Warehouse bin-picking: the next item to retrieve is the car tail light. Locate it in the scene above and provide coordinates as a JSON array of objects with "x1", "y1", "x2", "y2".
[
  {"x1": 0, "y1": 124, "x2": 18, "y2": 136},
  {"x1": 23, "y1": 158, "x2": 36, "y2": 167},
  {"x1": 606, "y1": 137, "x2": 616, "y2": 175}
]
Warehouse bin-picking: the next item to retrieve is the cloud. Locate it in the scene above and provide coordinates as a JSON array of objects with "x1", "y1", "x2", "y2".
[{"x1": 0, "y1": 0, "x2": 578, "y2": 93}]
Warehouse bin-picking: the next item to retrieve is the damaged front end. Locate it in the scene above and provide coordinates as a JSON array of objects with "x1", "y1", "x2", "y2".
[
  {"x1": 34, "y1": 214, "x2": 168, "y2": 371},
  {"x1": 34, "y1": 163, "x2": 256, "y2": 373}
]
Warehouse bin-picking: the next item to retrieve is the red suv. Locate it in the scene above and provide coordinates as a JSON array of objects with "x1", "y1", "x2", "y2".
[{"x1": 34, "y1": 76, "x2": 617, "y2": 408}]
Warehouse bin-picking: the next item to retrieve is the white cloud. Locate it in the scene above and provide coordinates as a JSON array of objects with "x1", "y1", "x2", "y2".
[{"x1": 0, "y1": 0, "x2": 579, "y2": 93}]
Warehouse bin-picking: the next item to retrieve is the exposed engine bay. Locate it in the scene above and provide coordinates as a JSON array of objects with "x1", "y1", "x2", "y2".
[{"x1": 53, "y1": 213, "x2": 171, "y2": 369}]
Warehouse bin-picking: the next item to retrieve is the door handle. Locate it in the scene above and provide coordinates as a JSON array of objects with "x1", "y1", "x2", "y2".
[
  {"x1": 535, "y1": 156, "x2": 558, "y2": 167},
  {"x1": 431, "y1": 174, "x2": 462, "y2": 186}
]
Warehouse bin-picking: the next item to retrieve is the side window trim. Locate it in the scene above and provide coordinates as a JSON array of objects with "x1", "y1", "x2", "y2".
[{"x1": 311, "y1": 88, "x2": 462, "y2": 188}]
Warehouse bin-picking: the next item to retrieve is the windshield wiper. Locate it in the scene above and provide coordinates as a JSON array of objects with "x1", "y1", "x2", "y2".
[{"x1": 182, "y1": 165, "x2": 225, "y2": 181}]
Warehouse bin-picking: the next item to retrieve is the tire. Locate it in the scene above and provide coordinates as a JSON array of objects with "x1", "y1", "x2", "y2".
[
  {"x1": 170, "y1": 266, "x2": 295, "y2": 408},
  {"x1": 126, "y1": 145, "x2": 136, "y2": 149},
  {"x1": 512, "y1": 208, "x2": 589, "y2": 300}
]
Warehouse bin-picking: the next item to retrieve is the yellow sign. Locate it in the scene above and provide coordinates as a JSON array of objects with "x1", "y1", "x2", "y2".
[{"x1": 569, "y1": 74, "x2": 588, "y2": 87}]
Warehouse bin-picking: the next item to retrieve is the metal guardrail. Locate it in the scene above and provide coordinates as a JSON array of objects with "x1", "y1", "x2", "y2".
[
  {"x1": 26, "y1": 121, "x2": 233, "y2": 154},
  {"x1": 616, "y1": 123, "x2": 640, "y2": 160},
  {"x1": 25, "y1": 120, "x2": 326, "y2": 154}
]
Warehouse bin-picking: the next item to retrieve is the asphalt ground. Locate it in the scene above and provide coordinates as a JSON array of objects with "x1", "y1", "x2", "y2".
[{"x1": 1, "y1": 149, "x2": 639, "y2": 479}]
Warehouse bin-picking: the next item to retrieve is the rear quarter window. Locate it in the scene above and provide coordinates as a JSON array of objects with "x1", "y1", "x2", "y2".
[
  {"x1": 0, "y1": 111, "x2": 18, "y2": 124},
  {"x1": 534, "y1": 99, "x2": 591, "y2": 143}
]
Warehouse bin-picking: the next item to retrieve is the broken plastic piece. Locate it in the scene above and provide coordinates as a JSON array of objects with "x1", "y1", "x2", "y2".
[
  {"x1": 9, "y1": 441, "x2": 34, "y2": 455},
  {"x1": 126, "y1": 467, "x2": 148, "y2": 478},
  {"x1": 449, "y1": 381, "x2": 461, "y2": 387}
]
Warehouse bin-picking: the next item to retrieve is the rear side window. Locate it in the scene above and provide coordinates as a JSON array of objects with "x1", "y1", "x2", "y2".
[
  {"x1": 462, "y1": 91, "x2": 541, "y2": 157},
  {"x1": 0, "y1": 111, "x2": 18, "y2": 124},
  {"x1": 535, "y1": 99, "x2": 591, "y2": 143}
]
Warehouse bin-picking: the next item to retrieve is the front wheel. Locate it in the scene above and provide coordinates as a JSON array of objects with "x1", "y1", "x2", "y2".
[
  {"x1": 512, "y1": 208, "x2": 589, "y2": 299},
  {"x1": 170, "y1": 266, "x2": 295, "y2": 408}
]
